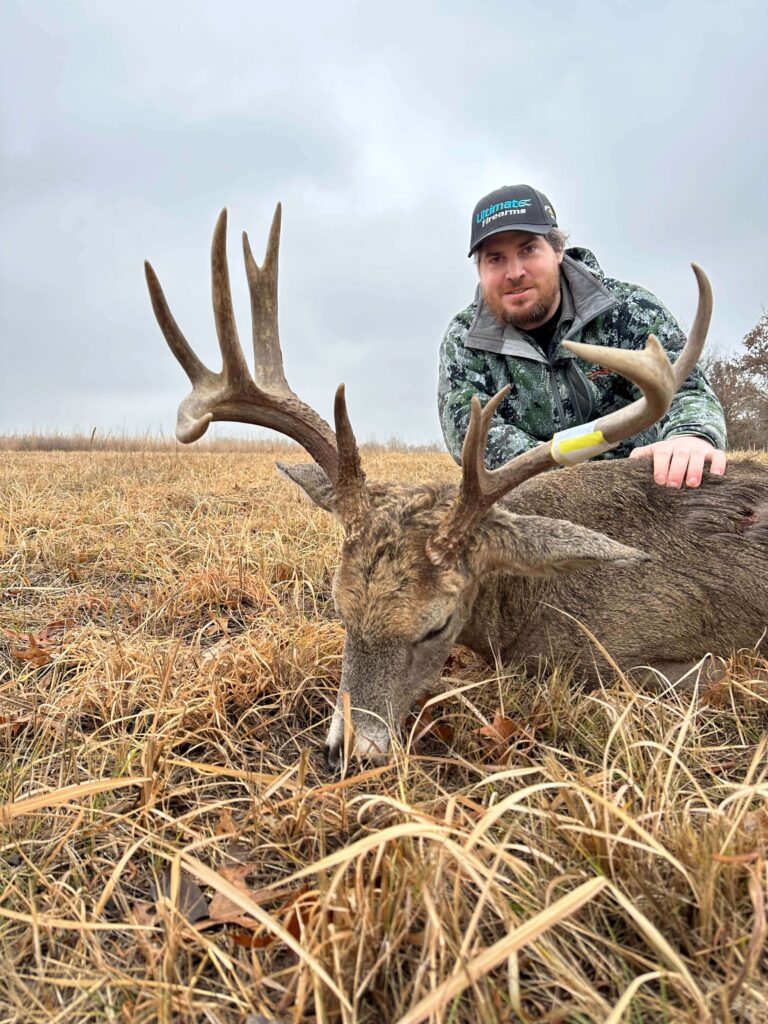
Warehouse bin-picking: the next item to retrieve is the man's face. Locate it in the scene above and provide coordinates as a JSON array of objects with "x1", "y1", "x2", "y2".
[{"x1": 477, "y1": 231, "x2": 563, "y2": 330}]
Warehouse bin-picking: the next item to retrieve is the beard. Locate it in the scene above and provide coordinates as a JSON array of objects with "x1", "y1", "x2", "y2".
[{"x1": 485, "y1": 277, "x2": 561, "y2": 330}]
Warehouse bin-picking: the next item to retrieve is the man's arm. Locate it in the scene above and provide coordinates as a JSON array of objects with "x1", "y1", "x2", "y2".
[
  {"x1": 616, "y1": 284, "x2": 728, "y2": 487},
  {"x1": 438, "y1": 315, "x2": 539, "y2": 468}
]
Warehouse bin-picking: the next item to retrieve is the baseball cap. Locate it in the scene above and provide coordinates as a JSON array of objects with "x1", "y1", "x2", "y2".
[{"x1": 468, "y1": 184, "x2": 557, "y2": 256}]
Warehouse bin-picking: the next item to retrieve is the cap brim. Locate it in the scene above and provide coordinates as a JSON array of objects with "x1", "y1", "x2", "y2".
[{"x1": 468, "y1": 222, "x2": 554, "y2": 257}]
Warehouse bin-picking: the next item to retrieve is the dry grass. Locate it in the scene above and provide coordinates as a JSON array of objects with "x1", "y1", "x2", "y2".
[
  {"x1": 1, "y1": 449, "x2": 766, "y2": 1024},
  {"x1": 0, "y1": 433, "x2": 443, "y2": 454}
]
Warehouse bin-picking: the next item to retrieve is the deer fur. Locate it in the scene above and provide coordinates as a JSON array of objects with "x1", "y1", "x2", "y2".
[{"x1": 281, "y1": 456, "x2": 768, "y2": 766}]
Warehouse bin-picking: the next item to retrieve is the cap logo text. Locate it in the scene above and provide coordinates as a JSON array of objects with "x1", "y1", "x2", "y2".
[{"x1": 476, "y1": 198, "x2": 532, "y2": 223}]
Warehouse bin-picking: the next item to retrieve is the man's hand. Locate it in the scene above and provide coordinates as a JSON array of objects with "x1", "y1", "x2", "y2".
[{"x1": 628, "y1": 436, "x2": 727, "y2": 488}]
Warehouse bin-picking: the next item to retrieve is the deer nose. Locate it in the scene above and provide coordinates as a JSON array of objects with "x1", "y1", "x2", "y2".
[
  {"x1": 325, "y1": 742, "x2": 342, "y2": 773},
  {"x1": 325, "y1": 736, "x2": 390, "y2": 774}
]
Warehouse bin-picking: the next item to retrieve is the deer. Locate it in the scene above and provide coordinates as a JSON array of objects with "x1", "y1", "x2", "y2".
[{"x1": 145, "y1": 206, "x2": 768, "y2": 769}]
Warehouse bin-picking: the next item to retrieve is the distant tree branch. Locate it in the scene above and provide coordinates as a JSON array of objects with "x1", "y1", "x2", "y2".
[{"x1": 702, "y1": 309, "x2": 768, "y2": 449}]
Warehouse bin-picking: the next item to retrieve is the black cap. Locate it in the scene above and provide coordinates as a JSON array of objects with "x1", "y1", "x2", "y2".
[{"x1": 468, "y1": 184, "x2": 557, "y2": 256}]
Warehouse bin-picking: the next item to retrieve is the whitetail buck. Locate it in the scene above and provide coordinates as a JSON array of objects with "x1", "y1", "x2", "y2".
[{"x1": 146, "y1": 207, "x2": 768, "y2": 768}]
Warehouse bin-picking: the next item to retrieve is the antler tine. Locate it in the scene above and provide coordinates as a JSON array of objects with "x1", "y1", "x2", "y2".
[
  {"x1": 212, "y1": 209, "x2": 253, "y2": 386},
  {"x1": 672, "y1": 263, "x2": 712, "y2": 386},
  {"x1": 563, "y1": 263, "x2": 711, "y2": 444},
  {"x1": 460, "y1": 386, "x2": 510, "y2": 503},
  {"x1": 333, "y1": 384, "x2": 370, "y2": 537},
  {"x1": 144, "y1": 261, "x2": 209, "y2": 387},
  {"x1": 144, "y1": 260, "x2": 218, "y2": 442},
  {"x1": 427, "y1": 389, "x2": 554, "y2": 563},
  {"x1": 562, "y1": 334, "x2": 674, "y2": 443},
  {"x1": 243, "y1": 203, "x2": 291, "y2": 395}
]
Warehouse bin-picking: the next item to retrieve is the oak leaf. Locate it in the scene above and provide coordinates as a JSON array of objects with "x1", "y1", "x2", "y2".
[{"x1": 478, "y1": 709, "x2": 517, "y2": 745}]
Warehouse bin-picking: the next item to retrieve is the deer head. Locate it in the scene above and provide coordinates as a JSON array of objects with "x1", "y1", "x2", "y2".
[{"x1": 146, "y1": 207, "x2": 712, "y2": 769}]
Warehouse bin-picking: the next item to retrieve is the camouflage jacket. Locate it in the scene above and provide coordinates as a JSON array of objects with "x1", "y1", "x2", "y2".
[{"x1": 438, "y1": 248, "x2": 727, "y2": 468}]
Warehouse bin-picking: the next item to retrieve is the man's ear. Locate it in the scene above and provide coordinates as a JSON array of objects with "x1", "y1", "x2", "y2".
[
  {"x1": 276, "y1": 461, "x2": 337, "y2": 516},
  {"x1": 465, "y1": 509, "x2": 649, "y2": 577}
]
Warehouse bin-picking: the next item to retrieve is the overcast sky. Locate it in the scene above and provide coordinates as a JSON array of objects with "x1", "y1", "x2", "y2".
[{"x1": 2, "y1": 0, "x2": 766, "y2": 443}]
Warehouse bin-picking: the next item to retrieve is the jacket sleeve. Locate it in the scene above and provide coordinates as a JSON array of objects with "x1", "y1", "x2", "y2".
[
  {"x1": 437, "y1": 314, "x2": 540, "y2": 468},
  {"x1": 619, "y1": 286, "x2": 728, "y2": 450}
]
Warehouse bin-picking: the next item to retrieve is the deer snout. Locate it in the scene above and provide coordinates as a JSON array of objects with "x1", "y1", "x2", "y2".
[
  {"x1": 325, "y1": 636, "x2": 425, "y2": 772},
  {"x1": 324, "y1": 701, "x2": 392, "y2": 773},
  {"x1": 325, "y1": 733, "x2": 390, "y2": 773}
]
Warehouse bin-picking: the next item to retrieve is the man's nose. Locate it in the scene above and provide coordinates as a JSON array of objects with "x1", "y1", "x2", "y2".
[{"x1": 504, "y1": 259, "x2": 525, "y2": 280}]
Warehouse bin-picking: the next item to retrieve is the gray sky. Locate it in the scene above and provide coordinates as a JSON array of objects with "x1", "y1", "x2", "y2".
[{"x1": 2, "y1": 0, "x2": 766, "y2": 443}]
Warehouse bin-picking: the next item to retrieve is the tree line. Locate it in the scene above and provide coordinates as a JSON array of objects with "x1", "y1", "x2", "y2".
[{"x1": 703, "y1": 310, "x2": 768, "y2": 449}]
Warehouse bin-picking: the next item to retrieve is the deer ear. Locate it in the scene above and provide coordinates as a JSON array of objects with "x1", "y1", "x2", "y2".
[
  {"x1": 467, "y1": 510, "x2": 649, "y2": 577},
  {"x1": 276, "y1": 461, "x2": 337, "y2": 515}
]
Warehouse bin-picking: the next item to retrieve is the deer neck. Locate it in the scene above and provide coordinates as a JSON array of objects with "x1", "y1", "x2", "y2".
[{"x1": 457, "y1": 571, "x2": 546, "y2": 662}]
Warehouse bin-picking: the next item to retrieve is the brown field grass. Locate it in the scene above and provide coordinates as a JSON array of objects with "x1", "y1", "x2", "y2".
[{"x1": 1, "y1": 449, "x2": 766, "y2": 1024}]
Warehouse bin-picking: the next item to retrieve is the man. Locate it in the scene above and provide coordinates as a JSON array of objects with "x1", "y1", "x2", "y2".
[{"x1": 438, "y1": 184, "x2": 727, "y2": 488}]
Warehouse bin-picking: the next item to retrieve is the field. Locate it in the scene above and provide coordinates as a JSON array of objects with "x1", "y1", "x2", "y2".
[{"x1": 1, "y1": 448, "x2": 766, "y2": 1024}]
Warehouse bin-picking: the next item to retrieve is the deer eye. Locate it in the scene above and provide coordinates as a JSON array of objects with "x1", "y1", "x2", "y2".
[{"x1": 418, "y1": 616, "x2": 453, "y2": 644}]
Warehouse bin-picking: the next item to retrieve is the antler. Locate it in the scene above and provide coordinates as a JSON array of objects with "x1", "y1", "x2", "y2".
[
  {"x1": 428, "y1": 263, "x2": 713, "y2": 564},
  {"x1": 145, "y1": 206, "x2": 370, "y2": 531}
]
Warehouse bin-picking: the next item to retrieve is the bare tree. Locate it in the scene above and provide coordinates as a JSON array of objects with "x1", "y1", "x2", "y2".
[{"x1": 704, "y1": 310, "x2": 768, "y2": 448}]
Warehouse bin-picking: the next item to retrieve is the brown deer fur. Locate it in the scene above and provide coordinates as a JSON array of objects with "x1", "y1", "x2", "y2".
[{"x1": 280, "y1": 456, "x2": 768, "y2": 765}]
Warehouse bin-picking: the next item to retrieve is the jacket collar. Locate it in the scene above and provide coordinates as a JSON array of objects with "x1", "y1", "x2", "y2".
[{"x1": 465, "y1": 247, "x2": 618, "y2": 359}]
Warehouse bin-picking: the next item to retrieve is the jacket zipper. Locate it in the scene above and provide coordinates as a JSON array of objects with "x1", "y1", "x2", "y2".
[
  {"x1": 546, "y1": 362, "x2": 566, "y2": 428},
  {"x1": 552, "y1": 330, "x2": 595, "y2": 427}
]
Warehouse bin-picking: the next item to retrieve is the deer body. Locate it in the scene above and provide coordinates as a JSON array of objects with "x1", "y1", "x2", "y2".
[
  {"x1": 465, "y1": 457, "x2": 767, "y2": 668},
  {"x1": 146, "y1": 207, "x2": 768, "y2": 768},
  {"x1": 285, "y1": 455, "x2": 767, "y2": 762}
]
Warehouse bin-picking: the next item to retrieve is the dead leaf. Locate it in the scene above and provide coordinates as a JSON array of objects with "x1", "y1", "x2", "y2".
[
  {"x1": 207, "y1": 863, "x2": 313, "y2": 946},
  {"x1": 6, "y1": 618, "x2": 75, "y2": 667},
  {"x1": 227, "y1": 886, "x2": 312, "y2": 948},
  {"x1": 206, "y1": 864, "x2": 302, "y2": 925},
  {"x1": 156, "y1": 869, "x2": 209, "y2": 923},
  {"x1": 0, "y1": 714, "x2": 30, "y2": 736},
  {"x1": 208, "y1": 863, "x2": 262, "y2": 923},
  {"x1": 478, "y1": 709, "x2": 518, "y2": 745},
  {"x1": 37, "y1": 618, "x2": 74, "y2": 643},
  {"x1": 214, "y1": 808, "x2": 238, "y2": 836},
  {"x1": 408, "y1": 695, "x2": 455, "y2": 746},
  {"x1": 9, "y1": 632, "x2": 52, "y2": 666}
]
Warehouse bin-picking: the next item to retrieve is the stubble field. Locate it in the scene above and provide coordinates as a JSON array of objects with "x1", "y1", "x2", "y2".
[{"x1": 1, "y1": 447, "x2": 766, "y2": 1024}]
